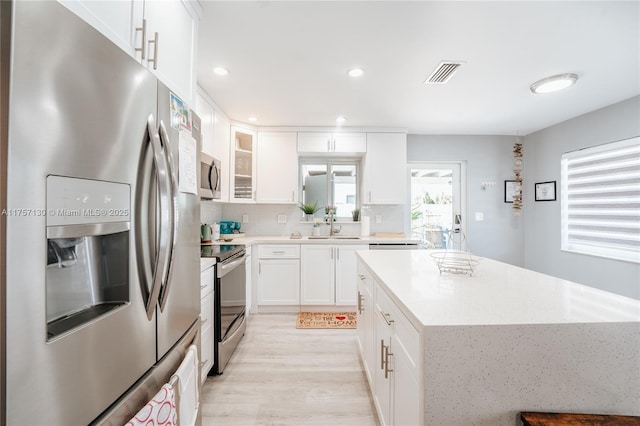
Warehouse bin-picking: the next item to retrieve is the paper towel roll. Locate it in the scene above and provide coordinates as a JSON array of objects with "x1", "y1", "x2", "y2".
[{"x1": 360, "y1": 216, "x2": 370, "y2": 237}]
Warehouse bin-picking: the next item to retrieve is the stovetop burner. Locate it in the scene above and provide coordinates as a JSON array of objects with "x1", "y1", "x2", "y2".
[{"x1": 201, "y1": 244, "x2": 245, "y2": 262}]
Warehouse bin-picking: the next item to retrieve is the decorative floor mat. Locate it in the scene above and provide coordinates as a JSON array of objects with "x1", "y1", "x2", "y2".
[{"x1": 296, "y1": 312, "x2": 357, "y2": 329}]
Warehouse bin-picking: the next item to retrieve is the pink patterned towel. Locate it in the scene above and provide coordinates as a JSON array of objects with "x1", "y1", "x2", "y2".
[{"x1": 125, "y1": 383, "x2": 177, "y2": 426}]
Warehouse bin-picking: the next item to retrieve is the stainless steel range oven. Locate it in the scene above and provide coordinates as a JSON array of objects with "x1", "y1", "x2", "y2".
[{"x1": 214, "y1": 246, "x2": 247, "y2": 374}]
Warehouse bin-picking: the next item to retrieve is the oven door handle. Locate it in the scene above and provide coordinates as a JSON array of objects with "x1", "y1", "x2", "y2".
[{"x1": 217, "y1": 255, "x2": 246, "y2": 279}]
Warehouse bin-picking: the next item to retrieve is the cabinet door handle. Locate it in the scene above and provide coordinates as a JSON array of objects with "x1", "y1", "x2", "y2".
[
  {"x1": 380, "y1": 339, "x2": 385, "y2": 370},
  {"x1": 200, "y1": 318, "x2": 208, "y2": 326},
  {"x1": 200, "y1": 284, "x2": 207, "y2": 289},
  {"x1": 272, "y1": 251, "x2": 285, "y2": 255},
  {"x1": 357, "y1": 291, "x2": 364, "y2": 314},
  {"x1": 148, "y1": 32, "x2": 159, "y2": 70},
  {"x1": 382, "y1": 311, "x2": 394, "y2": 326},
  {"x1": 359, "y1": 274, "x2": 366, "y2": 281},
  {"x1": 384, "y1": 346, "x2": 394, "y2": 379},
  {"x1": 135, "y1": 19, "x2": 147, "y2": 59},
  {"x1": 368, "y1": 191, "x2": 372, "y2": 203},
  {"x1": 336, "y1": 247, "x2": 340, "y2": 260}
]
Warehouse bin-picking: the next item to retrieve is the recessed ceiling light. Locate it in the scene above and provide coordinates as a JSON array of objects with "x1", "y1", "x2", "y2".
[
  {"x1": 336, "y1": 116, "x2": 346, "y2": 124},
  {"x1": 347, "y1": 68, "x2": 364, "y2": 78},
  {"x1": 530, "y1": 73, "x2": 578, "y2": 94},
  {"x1": 213, "y1": 67, "x2": 229, "y2": 76},
  {"x1": 248, "y1": 116, "x2": 257, "y2": 122}
]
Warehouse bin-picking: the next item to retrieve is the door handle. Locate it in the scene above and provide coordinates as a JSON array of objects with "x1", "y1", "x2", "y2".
[
  {"x1": 380, "y1": 339, "x2": 385, "y2": 370},
  {"x1": 357, "y1": 291, "x2": 364, "y2": 314},
  {"x1": 384, "y1": 345, "x2": 394, "y2": 379},
  {"x1": 210, "y1": 162, "x2": 220, "y2": 192},
  {"x1": 137, "y1": 114, "x2": 171, "y2": 320},
  {"x1": 158, "y1": 121, "x2": 178, "y2": 311},
  {"x1": 135, "y1": 19, "x2": 146, "y2": 59},
  {"x1": 148, "y1": 32, "x2": 159, "y2": 70}
]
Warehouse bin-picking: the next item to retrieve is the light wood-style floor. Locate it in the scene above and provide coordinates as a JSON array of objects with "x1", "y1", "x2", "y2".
[{"x1": 200, "y1": 313, "x2": 380, "y2": 426}]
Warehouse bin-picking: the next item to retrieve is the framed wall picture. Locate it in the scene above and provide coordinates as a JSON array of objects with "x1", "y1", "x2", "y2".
[
  {"x1": 504, "y1": 180, "x2": 517, "y2": 203},
  {"x1": 535, "y1": 181, "x2": 556, "y2": 201}
]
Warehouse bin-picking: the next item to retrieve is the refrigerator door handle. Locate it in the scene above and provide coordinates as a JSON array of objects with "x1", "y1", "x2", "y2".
[
  {"x1": 137, "y1": 114, "x2": 172, "y2": 319},
  {"x1": 157, "y1": 120, "x2": 178, "y2": 311}
]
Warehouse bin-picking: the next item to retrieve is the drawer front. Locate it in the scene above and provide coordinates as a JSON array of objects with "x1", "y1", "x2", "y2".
[
  {"x1": 200, "y1": 258, "x2": 216, "y2": 272},
  {"x1": 200, "y1": 266, "x2": 215, "y2": 297},
  {"x1": 356, "y1": 261, "x2": 374, "y2": 293},
  {"x1": 375, "y1": 283, "x2": 420, "y2": 370},
  {"x1": 200, "y1": 291, "x2": 215, "y2": 382},
  {"x1": 258, "y1": 244, "x2": 300, "y2": 259}
]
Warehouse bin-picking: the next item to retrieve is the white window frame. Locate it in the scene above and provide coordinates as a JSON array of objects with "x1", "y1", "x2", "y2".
[{"x1": 560, "y1": 136, "x2": 640, "y2": 263}]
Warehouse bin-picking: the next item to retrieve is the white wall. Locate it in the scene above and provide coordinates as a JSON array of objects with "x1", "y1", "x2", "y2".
[
  {"x1": 407, "y1": 135, "x2": 524, "y2": 266},
  {"x1": 524, "y1": 96, "x2": 640, "y2": 299}
]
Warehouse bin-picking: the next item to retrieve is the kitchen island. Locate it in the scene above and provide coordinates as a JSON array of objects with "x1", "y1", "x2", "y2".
[{"x1": 355, "y1": 250, "x2": 640, "y2": 426}]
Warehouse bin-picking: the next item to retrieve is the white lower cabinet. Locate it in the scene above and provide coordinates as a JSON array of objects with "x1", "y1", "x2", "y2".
[
  {"x1": 300, "y1": 245, "x2": 335, "y2": 305},
  {"x1": 335, "y1": 245, "x2": 368, "y2": 305},
  {"x1": 356, "y1": 263, "x2": 376, "y2": 386},
  {"x1": 257, "y1": 245, "x2": 300, "y2": 306},
  {"x1": 300, "y1": 244, "x2": 368, "y2": 306},
  {"x1": 199, "y1": 262, "x2": 215, "y2": 384},
  {"x1": 358, "y1": 259, "x2": 421, "y2": 426}
]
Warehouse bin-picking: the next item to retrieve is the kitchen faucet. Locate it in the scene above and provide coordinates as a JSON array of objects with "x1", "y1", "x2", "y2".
[{"x1": 328, "y1": 210, "x2": 341, "y2": 236}]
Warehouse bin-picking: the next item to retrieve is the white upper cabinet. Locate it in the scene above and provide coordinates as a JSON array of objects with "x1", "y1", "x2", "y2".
[
  {"x1": 195, "y1": 91, "x2": 230, "y2": 202},
  {"x1": 363, "y1": 133, "x2": 407, "y2": 204},
  {"x1": 59, "y1": 0, "x2": 199, "y2": 105},
  {"x1": 297, "y1": 132, "x2": 366, "y2": 154},
  {"x1": 256, "y1": 132, "x2": 298, "y2": 204},
  {"x1": 230, "y1": 126, "x2": 257, "y2": 203},
  {"x1": 195, "y1": 92, "x2": 215, "y2": 155},
  {"x1": 143, "y1": 0, "x2": 199, "y2": 104},
  {"x1": 58, "y1": 0, "x2": 144, "y2": 57}
]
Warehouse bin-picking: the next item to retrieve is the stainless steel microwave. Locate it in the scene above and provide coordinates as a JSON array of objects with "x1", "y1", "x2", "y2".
[{"x1": 199, "y1": 152, "x2": 221, "y2": 199}]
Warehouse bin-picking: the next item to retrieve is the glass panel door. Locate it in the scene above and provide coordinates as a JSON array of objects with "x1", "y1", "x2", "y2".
[{"x1": 410, "y1": 163, "x2": 463, "y2": 249}]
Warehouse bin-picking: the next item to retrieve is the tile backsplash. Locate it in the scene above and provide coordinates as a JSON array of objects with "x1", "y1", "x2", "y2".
[{"x1": 200, "y1": 202, "x2": 407, "y2": 237}]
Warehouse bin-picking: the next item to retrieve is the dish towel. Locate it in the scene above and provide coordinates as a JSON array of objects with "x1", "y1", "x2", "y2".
[
  {"x1": 125, "y1": 383, "x2": 177, "y2": 426},
  {"x1": 171, "y1": 344, "x2": 200, "y2": 426}
]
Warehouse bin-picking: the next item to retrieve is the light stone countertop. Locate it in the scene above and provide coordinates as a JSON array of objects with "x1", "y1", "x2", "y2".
[
  {"x1": 357, "y1": 249, "x2": 640, "y2": 328},
  {"x1": 203, "y1": 235, "x2": 420, "y2": 246}
]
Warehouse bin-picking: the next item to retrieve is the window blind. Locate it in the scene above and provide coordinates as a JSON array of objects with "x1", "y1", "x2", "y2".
[{"x1": 561, "y1": 136, "x2": 640, "y2": 263}]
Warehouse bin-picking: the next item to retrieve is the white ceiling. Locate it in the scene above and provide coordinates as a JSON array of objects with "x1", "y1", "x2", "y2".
[{"x1": 197, "y1": 1, "x2": 640, "y2": 136}]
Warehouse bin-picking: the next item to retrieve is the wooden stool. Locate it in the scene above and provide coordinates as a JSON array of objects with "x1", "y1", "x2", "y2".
[{"x1": 521, "y1": 412, "x2": 640, "y2": 425}]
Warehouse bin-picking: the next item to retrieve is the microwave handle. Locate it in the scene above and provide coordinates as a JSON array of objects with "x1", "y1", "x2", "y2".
[{"x1": 209, "y1": 161, "x2": 220, "y2": 192}]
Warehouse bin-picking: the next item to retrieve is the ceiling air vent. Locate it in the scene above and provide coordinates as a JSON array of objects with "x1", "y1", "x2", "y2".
[{"x1": 424, "y1": 61, "x2": 463, "y2": 84}]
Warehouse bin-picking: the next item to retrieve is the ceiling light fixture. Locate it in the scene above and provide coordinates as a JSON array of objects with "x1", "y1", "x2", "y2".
[
  {"x1": 336, "y1": 116, "x2": 346, "y2": 124},
  {"x1": 347, "y1": 68, "x2": 364, "y2": 78},
  {"x1": 530, "y1": 73, "x2": 578, "y2": 94},
  {"x1": 248, "y1": 116, "x2": 257, "y2": 122},
  {"x1": 213, "y1": 67, "x2": 229, "y2": 76}
]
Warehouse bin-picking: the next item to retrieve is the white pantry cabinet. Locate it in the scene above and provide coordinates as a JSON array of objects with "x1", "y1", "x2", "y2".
[
  {"x1": 363, "y1": 133, "x2": 407, "y2": 204},
  {"x1": 257, "y1": 245, "x2": 300, "y2": 306},
  {"x1": 59, "y1": 0, "x2": 199, "y2": 104},
  {"x1": 256, "y1": 132, "x2": 298, "y2": 204},
  {"x1": 297, "y1": 132, "x2": 366, "y2": 154}
]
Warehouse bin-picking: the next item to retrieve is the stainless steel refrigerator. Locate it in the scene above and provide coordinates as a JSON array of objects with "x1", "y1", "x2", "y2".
[{"x1": 0, "y1": 2, "x2": 201, "y2": 424}]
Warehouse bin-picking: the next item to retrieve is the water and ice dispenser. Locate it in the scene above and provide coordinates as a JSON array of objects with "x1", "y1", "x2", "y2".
[{"x1": 46, "y1": 176, "x2": 131, "y2": 340}]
